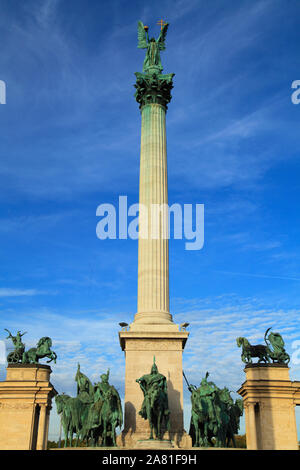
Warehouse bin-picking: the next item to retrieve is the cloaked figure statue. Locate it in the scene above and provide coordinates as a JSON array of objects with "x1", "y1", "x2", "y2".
[{"x1": 136, "y1": 357, "x2": 170, "y2": 440}]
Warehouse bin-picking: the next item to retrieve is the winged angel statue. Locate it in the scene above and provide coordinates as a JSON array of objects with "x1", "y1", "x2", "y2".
[{"x1": 138, "y1": 20, "x2": 169, "y2": 74}]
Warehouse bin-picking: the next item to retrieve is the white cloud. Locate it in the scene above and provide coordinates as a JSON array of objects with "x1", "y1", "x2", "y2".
[{"x1": 0, "y1": 288, "x2": 44, "y2": 297}]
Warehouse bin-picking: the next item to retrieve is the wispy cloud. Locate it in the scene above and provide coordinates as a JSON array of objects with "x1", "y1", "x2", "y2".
[
  {"x1": 214, "y1": 270, "x2": 300, "y2": 283},
  {"x1": 0, "y1": 288, "x2": 46, "y2": 297}
]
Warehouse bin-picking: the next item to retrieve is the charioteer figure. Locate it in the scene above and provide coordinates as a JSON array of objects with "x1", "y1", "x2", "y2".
[{"x1": 5, "y1": 329, "x2": 27, "y2": 363}]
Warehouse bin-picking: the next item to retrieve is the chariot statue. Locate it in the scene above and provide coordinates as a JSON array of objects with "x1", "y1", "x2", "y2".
[
  {"x1": 236, "y1": 327, "x2": 290, "y2": 365},
  {"x1": 4, "y1": 329, "x2": 57, "y2": 364}
]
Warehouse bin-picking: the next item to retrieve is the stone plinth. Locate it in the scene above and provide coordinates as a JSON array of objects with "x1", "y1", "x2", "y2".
[
  {"x1": 134, "y1": 439, "x2": 175, "y2": 449},
  {"x1": 237, "y1": 364, "x2": 300, "y2": 450},
  {"x1": 118, "y1": 330, "x2": 192, "y2": 449},
  {"x1": 0, "y1": 364, "x2": 57, "y2": 450}
]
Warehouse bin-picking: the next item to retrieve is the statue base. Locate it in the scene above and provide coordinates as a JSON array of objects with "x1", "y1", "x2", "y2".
[
  {"x1": 117, "y1": 430, "x2": 192, "y2": 449},
  {"x1": 134, "y1": 439, "x2": 175, "y2": 449},
  {"x1": 0, "y1": 364, "x2": 57, "y2": 450},
  {"x1": 237, "y1": 363, "x2": 300, "y2": 450}
]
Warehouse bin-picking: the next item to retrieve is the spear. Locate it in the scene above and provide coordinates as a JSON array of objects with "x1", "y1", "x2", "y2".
[{"x1": 182, "y1": 370, "x2": 190, "y2": 389}]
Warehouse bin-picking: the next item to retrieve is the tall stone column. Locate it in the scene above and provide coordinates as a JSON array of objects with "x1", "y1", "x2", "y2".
[
  {"x1": 118, "y1": 27, "x2": 191, "y2": 448},
  {"x1": 130, "y1": 69, "x2": 179, "y2": 333},
  {"x1": 134, "y1": 94, "x2": 172, "y2": 326}
]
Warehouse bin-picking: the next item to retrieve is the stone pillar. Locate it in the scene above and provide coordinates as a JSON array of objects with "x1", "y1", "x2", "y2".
[
  {"x1": 244, "y1": 402, "x2": 258, "y2": 450},
  {"x1": 135, "y1": 102, "x2": 171, "y2": 325},
  {"x1": 0, "y1": 364, "x2": 57, "y2": 450},
  {"x1": 118, "y1": 67, "x2": 191, "y2": 448},
  {"x1": 36, "y1": 404, "x2": 47, "y2": 450},
  {"x1": 238, "y1": 364, "x2": 300, "y2": 450},
  {"x1": 44, "y1": 406, "x2": 51, "y2": 447},
  {"x1": 131, "y1": 70, "x2": 176, "y2": 330}
]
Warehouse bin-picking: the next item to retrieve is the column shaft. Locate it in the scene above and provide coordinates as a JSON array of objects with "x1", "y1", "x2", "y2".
[
  {"x1": 36, "y1": 404, "x2": 47, "y2": 450},
  {"x1": 134, "y1": 103, "x2": 172, "y2": 325},
  {"x1": 246, "y1": 402, "x2": 258, "y2": 450}
]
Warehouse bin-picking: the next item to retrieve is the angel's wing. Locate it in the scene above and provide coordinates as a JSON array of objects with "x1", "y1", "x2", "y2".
[
  {"x1": 138, "y1": 21, "x2": 148, "y2": 49},
  {"x1": 157, "y1": 23, "x2": 169, "y2": 50}
]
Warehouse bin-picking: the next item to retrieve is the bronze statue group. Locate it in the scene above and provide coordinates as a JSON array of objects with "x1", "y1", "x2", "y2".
[
  {"x1": 55, "y1": 365, "x2": 122, "y2": 447},
  {"x1": 54, "y1": 358, "x2": 243, "y2": 448},
  {"x1": 185, "y1": 372, "x2": 243, "y2": 448},
  {"x1": 3, "y1": 325, "x2": 290, "y2": 448}
]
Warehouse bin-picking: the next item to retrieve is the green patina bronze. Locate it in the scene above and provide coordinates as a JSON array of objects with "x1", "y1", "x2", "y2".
[
  {"x1": 236, "y1": 327, "x2": 290, "y2": 365},
  {"x1": 185, "y1": 372, "x2": 243, "y2": 448},
  {"x1": 55, "y1": 364, "x2": 123, "y2": 447},
  {"x1": 136, "y1": 357, "x2": 170, "y2": 440},
  {"x1": 135, "y1": 21, "x2": 174, "y2": 110},
  {"x1": 138, "y1": 20, "x2": 167, "y2": 74},
  {"x1": 5, "y1": 329, "x2": 26, "y2": 363},
  {"x1": 4, "y1": 329, "x2": 57, "y2": 364}
]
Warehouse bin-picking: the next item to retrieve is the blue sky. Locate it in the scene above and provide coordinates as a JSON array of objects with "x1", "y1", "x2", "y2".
[{"x1": 1, "y1": 0, "x2": 300, "y2": 441}]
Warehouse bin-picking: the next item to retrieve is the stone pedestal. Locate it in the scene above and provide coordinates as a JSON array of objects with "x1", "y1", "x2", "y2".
[
  {"x1": 0, "y1": 364, "x2": 57, "y2": 450},
  {"x1": 237, "y1": 364, "x2": 300, "y2": 450},
  {"x1": 118, "y1": 330, "x2": 192, "y2": 449},
  {"x1": 134, "y1": 439, "x2": 175, "y2": 449}
]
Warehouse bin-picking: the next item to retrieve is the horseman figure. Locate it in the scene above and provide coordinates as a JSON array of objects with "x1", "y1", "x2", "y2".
[
  {"x1": 56, "y1": 364, "x2": 123, "y2": 447},
  {"x1": 75, "y1": 363, "x2": 94, "y2": 404},
  {"x1": 186, "y1": 372, "x2": 243, "y2": 447},
  {"x1": 188, "y1": 372, "x2": 221, "y2": 447},
  {"x1": 136, "y1": 357, "x2": 170, "y2": 440},
  {"x1": 92, "y1": 369, "x2": 123, "y2": 446}
]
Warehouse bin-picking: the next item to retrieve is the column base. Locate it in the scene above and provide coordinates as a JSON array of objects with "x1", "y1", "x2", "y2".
[
  {"x1": 132, "y1": 311, "x2": 176, "y2": 327},
  {"x1": 117, "y1": 430, "x2": 192, "y2": 449}
]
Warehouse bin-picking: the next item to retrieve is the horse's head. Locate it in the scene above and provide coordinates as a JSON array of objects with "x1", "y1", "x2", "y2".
[
  {"x1": 55, "y1": 394, "x2": 68, "y2": 414},
  {"x1": 37, "y1": 336, "x2": 52, "y2": 349},
  {"x1": 235, "y1": 399, "x2": 244, "y2": 415},
  {"x1": 219, "y1": 387, "x2": 233, "y2": 405},
  {"x1": 236, "y1": 337, "x2": 246, "y2": 348}
]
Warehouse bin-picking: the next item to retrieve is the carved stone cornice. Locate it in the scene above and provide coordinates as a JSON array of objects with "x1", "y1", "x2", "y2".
[{"x1": 134, "y1": 71, "x2": 175, "y2": 110}]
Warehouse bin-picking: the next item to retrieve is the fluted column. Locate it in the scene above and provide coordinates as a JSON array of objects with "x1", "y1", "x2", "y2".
[
  {"x1": 132, "y1": 71, "x2": 175, "y2": 326},
  {"x1": 136, "y1": 103, "x2": 170, "y2": 323}
]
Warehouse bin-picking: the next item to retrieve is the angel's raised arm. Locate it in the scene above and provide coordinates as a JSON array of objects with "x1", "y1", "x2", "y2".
[{"x1": 157, "y1": 23, "x2": 169, "y2": 51}]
